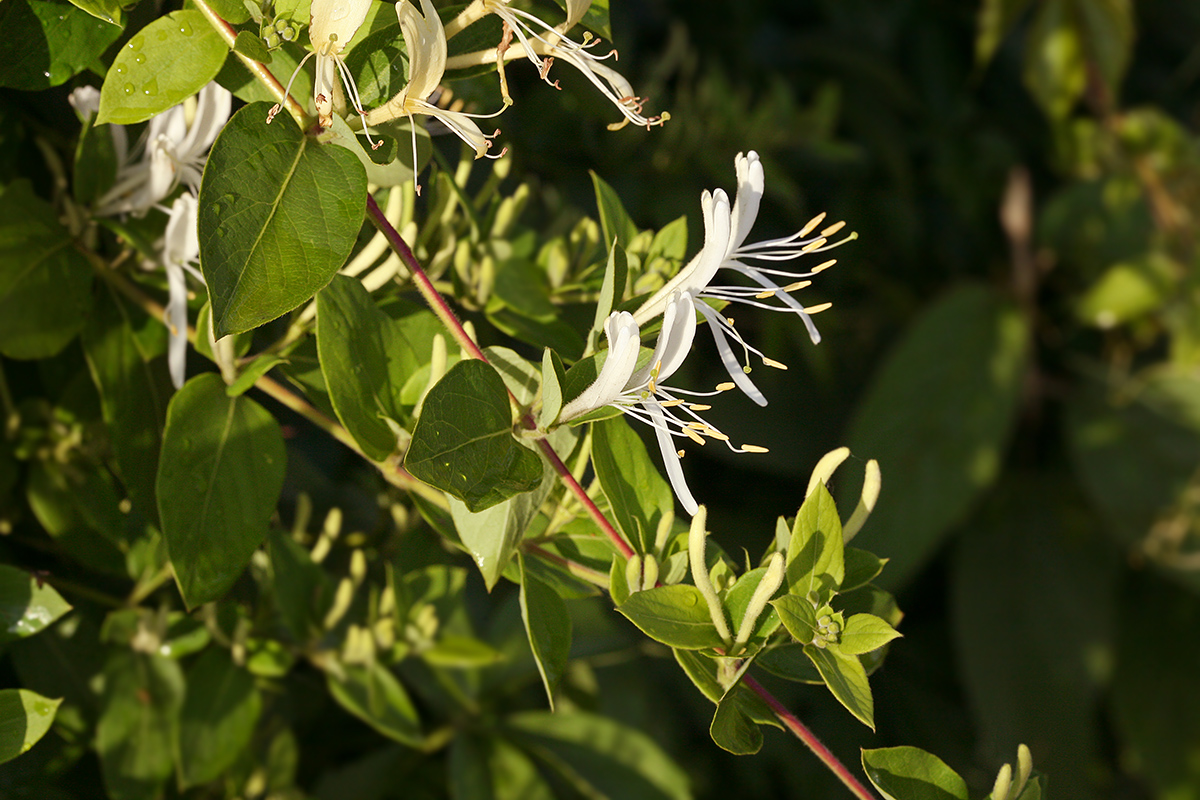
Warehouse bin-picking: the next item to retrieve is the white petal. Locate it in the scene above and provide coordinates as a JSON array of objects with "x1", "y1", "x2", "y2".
[
  {"x1": 309, "y1": 0, "x2": 373, "y2": 55},
  {"x1": 397, "y1": 0, "x2": 448, "y2": 103},
  {"x1": 559, "y1": 312, "x2": 641, "y2": 420},
  {"x1": 179, "y1": 83, "x2": 231, "y2": 161},
  {"x1": 164, "y1": 195, "x2": 200, "y2": 266},
  {"x1": 643, "y1": 400, "x2": 698, "y2": 515},
  {"x1": 728, "y1": 151, "x2": 763, "y2": 253},
  {"x1": 164, "y1": 262, "x2": 189, "y2": 389},
  {"x1": 629, "y1": 290, "x2": 696, "y2": 388}
]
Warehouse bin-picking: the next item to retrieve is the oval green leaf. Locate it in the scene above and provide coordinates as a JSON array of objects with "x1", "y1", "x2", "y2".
[
  {"x1": 327, "y1": 662, "x2": 422, "y2": 746},
  {"x1": 805, "y1": 643, "x2": 875, "y2": 730},
  {"x1": 617, "y1": 585, "x2": 725, "y2": 650},
  {"x1": 0, "y1": 0, "x2": 122, "y2": 90},
  {"x1": 157, "y1": 373, "x2": 286, "y2": 608},
  {"x1": 861, "y1": 746, "x2": 970, "y2": 800},
  {"x1": 97, "y1": 11, "x2": 228, "y2": 125},
  {"x1": 0, "y1": 689, "x2": 62, "y2": 765},
  {"x1": 0, "y1": 564, "x2": 72, "y2": 643},
  {"x1": 178, "y1": 648, "x2": 262, "y2": 787},
  {"x1": 198, "y1": 102, "x2": 368, "y2": 336},
  {"x1": 405, "y1": 360, "x2": 543, "y2": 512},
  {"x1": 519, "y1": 555, "x2": 572, "y2": 709}
]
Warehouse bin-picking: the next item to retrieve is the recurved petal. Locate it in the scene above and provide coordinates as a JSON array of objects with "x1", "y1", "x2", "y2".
[
  {"x1": 309, "y1": 0, "x2": 373, "y2": 54},
  {"x1": 728, "y1": 151, "x2": 764, "y2": 253},
  {"x1": 398, "y1": 0, "x2": 448, "y2": 103}
]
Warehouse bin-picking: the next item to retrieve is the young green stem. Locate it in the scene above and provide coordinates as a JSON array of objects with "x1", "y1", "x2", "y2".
[{"x1": 743, "y1": 675, "x2": 880, "y2": 800}]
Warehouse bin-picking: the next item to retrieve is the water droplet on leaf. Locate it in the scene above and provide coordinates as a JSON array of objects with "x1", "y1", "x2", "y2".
[
  {"x1": 128, "y1": 35, "x2": 144, "y2": 50},
  {"x1": 178, "y1": 20, "x2": 193, "y2": 35},
  {"x1": 123, "y1": 83, "x2": 135, "y2": 95},
  {"x1": 134, "y1": 53, "x2": 146, "y2": 64},
  {"x1": 142, "y1": 78, "x2": 157, "y2": 96}
]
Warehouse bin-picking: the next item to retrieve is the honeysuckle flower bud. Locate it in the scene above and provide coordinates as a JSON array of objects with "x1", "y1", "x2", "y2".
[
  {"x1": 560, "y1": 291, "x2": 767, "y2": 514},
  {"x1": 364, "y1": 0, "x2": 504, "y2": 193},
  {"x1": 446, "y1": 0, "x2": 666, "y2": 130},
  {"x1": 271, "y1": 0, "x2": 380, "y2": 147},
  {"x1": 633, "y1": 150, "x2": 855, "y2": 406},
  {"x1": 161, "y1": 194, "x2": 204, "y2": 389},
  {"x1": 688, "y1": 506, "x2": 732, "y2": 645},
  {"x1": 95, "y1": 82, "x2": 231, "y2": 217}
]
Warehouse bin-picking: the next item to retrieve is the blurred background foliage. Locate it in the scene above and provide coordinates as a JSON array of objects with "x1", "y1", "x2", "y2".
[{"x1": 2, "y1": 0, "x2": 1200, "y2": 797}]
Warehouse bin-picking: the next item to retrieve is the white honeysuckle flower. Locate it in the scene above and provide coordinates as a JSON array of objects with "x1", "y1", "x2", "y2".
[
  {"x1": 95, "y1": 82, "x2": 232, "y2": 217},
  {"x1": 633, "y1": 150, "x2": 853, "y2": 406},
  {"x1": 560, "y1": 291, "x2": 767, "y2": 515},
  {"x1": 161, "y1": 194, "x2": 205, "y2": 389},
  {"x1": 450, "y1": 0, "x2": 666, "y2": 130},
  {"x1": 364, "y1": 0, "x2": 504, "y2": 193},
  {"x1": 271, "y1": 0, "x2": 379, "y2": 147}
]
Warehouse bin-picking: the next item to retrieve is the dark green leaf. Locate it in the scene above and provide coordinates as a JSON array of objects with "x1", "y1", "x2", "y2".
[
  {"x1": 269, "y1": 530, "x2": 332, "y2": 641},
  {"x1": 157, "y1": 373, "x2": 286, "y2": 608},
  {"x1": 617, "y1": 585, "x2": 725, "y2": 650},
  {"x1": 0, "y1": 564, "x2": 72, "y2": 643},
  {"x1": 82, "y1": 284, "x2": 170, "y2": 522},
  {"x1": 709, "y1": 690, "x2": 762, "y2": 755},
  {"x1": 405, "y1": 360, "x2": 543, "y2": 512},
  {"x1": 198, "y1": 102, "x2": 368, "y2": 336},
  {"x1": 97, "y1": 11, "x2": 227, "y2": 124},
  {"x1": 593, "y1": 416, "x2": 673, "y2": 552},
  {"x1": 754, "y1": 643, "x2": 823, "y2": 684},
  {"x1": 975, "y1": 0, "x2": 1036, "y2": 67},
  {"x1": 845, "y1": 285, "x2": 1028, "y2": 588},
  {"x1": 0, "y1": 0, "x2": 122, "y2": 90},
  {"x1": 539, "y1": 347, "x2": 565, "y2": 429},
  {"x1": 841, "y1": 547, "x2": 887, "y2": 592},
  {"x1": 316, "y1": 275, "x2": 409, "y2": 460},
  {"x1": 592, "y1": 240, "x2": 628, "y2": 334},
  {"x1": 0, "y1": 689, "x2": 61, "y2": 765},
  {"x1": 0, "y1": 180, "x2": 93, "y2": 359},
  {"x1": 1074, "y1": 0, "x2": 1134, "y2": 100},
  {"x1": 805, "y1": 643, "x2": 874, "y2": 729},
  {"x1": 590, "y1": 170, "x2": 638, "y2": 251},
  {"x1": 178, "y1": 648, "x2": 262, "y2": 787},
  {"x1": 861, "y1": 746, "x2": 969, "y2": 800},
  {"x1": 1022, "y1": 0, "x2": 1086, "y2": 119},
  {"x1": 519, "y1": 555, "x2": 572, "y2": 708},
  {"x1": 65, "y1": 0, "x2": 123, "y2": 25},
  {"x1": 327, "y1": 662, "x2": 422, "y2": 746},
  {"x1": 96, "y1": 651, "x2": 184, "y2": 800},
  {"x1": 506, "y1": 710, "x2": 689, "y2": 800}
]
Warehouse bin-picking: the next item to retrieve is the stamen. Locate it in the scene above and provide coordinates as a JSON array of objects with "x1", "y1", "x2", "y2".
[
  {"x1": 741, "y1": 445, "x2": 769, "y2": 453},
  {"x1": 811, "y1": 259, "x2": 836, "y2": 273},
  {"x1": 754, "y1": 289, "x2": 776, "y2": 299},
  {"x1": 800, "y1": 237, "x2": 828, "y2": 254},
  {"x1": 820, "y1": 220, "x2": 846, "y2": 236},
  {"x1": 677, "y1": 449, "x2": 686, "y2": 458},
  {"x1": 762, "y1": 357, "x2": 787, "y2": 370},
  {"x1": 683, "y1": 428, "x2": 705, "y2": 445},
  {"x1": 716, "y1": 382, "x2": 735, "y2": 391},
  {"x1": 660, "y1": 399, "x2": 685, "y2": 407},
  {"x1": 804, "y1": 302, "x2": 833, "y2": 314},
  {"x1": 782, "y1": 280, "x2": 812, "y2": 292},
  {"x1": 688, "y1": 404, "x2": 711, "y2": 411},
  {"x1": 798, "y1": 211, "x2": 827, "y2": 237}
]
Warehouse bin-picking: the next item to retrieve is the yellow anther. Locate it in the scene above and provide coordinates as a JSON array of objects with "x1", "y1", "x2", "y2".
[
  {"x1": 676, "y1": 449, "x2": 686, "y2": 457},
  {"x1": 660, "y1": 399, "x2": 685, "y2": 407},
  {"x1": 683, "y1": 428, "x2": 705, "y2": 445},
  {"x1": 715, "y1": 382, "x2": 736, "y2": 392},
  {"x1": 726, "y1": 317, "x2": 735, "y2": 326},
  {"x1": 688, "y1": 404, "x2": 712, "y2": 411},
  {"x1": 755, "y1": 289, "x2": 777, "y2": 299},
  {"x1": 804, "y1": 302, "x2": 833, "y2": 314},
  {"x1": 685, "y1": 422, "x2": 707, "y2": 430},
  {"x1": 762, "y1": 357, "x2": 787, "y2": 370},
  {"x1": 800, "y1": 237, "x2": 828, "y2": 254},
  {"x1": 783, "y1": 280, "x2": 812, "y2": 292},
  {"x1": 798, "y1": 211, "x2": 827, "y2": 237},
  {"x1": 811, "y1": 259, "x2": 836, "y2": 273},
  {"x1": 707, "y1": 430, "x2": 730, "y2": 442},
  {"x1": 741, "y1": 444, "x2": 769, "y2": 453},
  {"x1": 820, "y1": 220, "x2": 846, "y2": 236}
]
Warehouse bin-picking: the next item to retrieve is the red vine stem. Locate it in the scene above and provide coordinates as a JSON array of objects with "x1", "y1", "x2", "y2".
[
  {"x1": 744, "y1": 675, "x2": 880, "y2": 800},
  {"x1": 364, "y1": 194, "x2": 633, "y2": 559},
  {"x1": 366, "y1": 193, "x2": 872, "y2": 798}
]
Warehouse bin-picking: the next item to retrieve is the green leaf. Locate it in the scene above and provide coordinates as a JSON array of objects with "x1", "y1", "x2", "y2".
[
  {"x1": 96, "y1": 651, "x2": 185, "y2": 800},
  {"x1": 1074, "y1": 0, "x2": 1134, "y2": 100},
  {"x1": 787, "y1": 483, "x2": 845, "y2": 601},
  {"x1": 232, "y1": 29, "x2": 272, "y2": 63},
  {"x1": 316, "y1": 275, "x2": 409, "y2": 460},
  {"x1": 0, "y1": 564, "x2": 72, "y2": 643},
  {"x1": 861, "y1": 746, "x2": 970, "y2": 800},
  {"x1": 198, "y1": 102, "x2": 368, "y2": 336},
  {"x1": 157, "y1": 373, "x2": 287, "y2": 608},
  {"x1": 0, "y1": 180, "x2": 93, "y2": 359},
  {"x1": 97, "y1": 11, "x2": 228, "y2": 125},
  {"x1": 269, "y1": 530, "x2": 332, "y2": 641},
  {"x1": 754, "y1": 643, "x2": 823, "y2": 684},
  {"x1": 82, "y1": 285, "x2": 170, "y2": 522},
  {"x1": 772, "y1": 594, "x2": 817, "y2": 645},
  {"x1": 539, "y1": 348, "x2": 565, "y2": 429},
  {"x1": 845, "y1": 285, "x2": 1028, "y2": 588},
  {"x1": 710, "y1": 689, "x2": 762, "y2": 755},
  {"x1": 617, "y1": 585, "x2": 725, "y2": 650},
  {"x1": 519, "y1": 555, "x2": 572, "y2": 709},
  {"x1": 449, "y1": 464, "x2": 554, "y2": 590},
  {"x1": 590, "y1": 170, "x2": 639, "y2": 251},
  {"x1": 975, "y1": 0, "x2": 1036, "y2": 67},
  {"x1": 327, "y1": 662, "x2": 422, "y2": 746},
  {"x1": 178, "y1": 648, "x2": 262, "y2": 788},
  {"x1": 0, "y1": 0, "x2": 122, "y2": 90},
  {"x1": 506, "y1": 710, "x2": 689, "y2": 800},
  {"x1": 592, "y1": 240, "x2": 629, "y2": 334},
  {"x1": 1022, "y1": 0, "x2": 1087, "y2": 120},
  {"x1": 226, "y1": 353, "x2": 286, "y2": 396},
  {"x1": 405, "y1": 360, "x2": 543, "y2": 512},
  {"x1": 421, "y1": 636, "x2": 504, "y2": 668},
  {"x1": 65, "y1": 0, "x2": 123, "y2": 25},
  {"x1": 841, "y1": 547, "x2": 887, "y2": 592},
  {"x1": 839, "y1": 614, "x2": 901, "y2": 655},
  {"x1": 805, "y1": 644, "x2": 874, "y2": 729},
  {"x1": 593, "y1": 416, "x2": 673, "y2": 552},
  {"x1": 0, "y1": 689, "x2": 62, "y2": 765}
]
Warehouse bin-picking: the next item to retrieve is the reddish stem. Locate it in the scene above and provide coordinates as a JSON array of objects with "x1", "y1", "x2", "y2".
[
  {"x1": 365, "y1": 194, "x2": 633, "y2": 559},
  {"x1": 743, "y1": 675, "x2": 879, "y2": 800}
]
